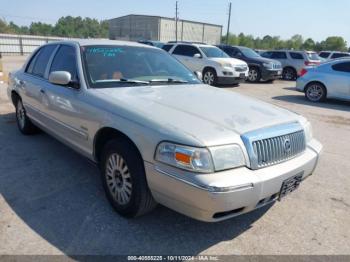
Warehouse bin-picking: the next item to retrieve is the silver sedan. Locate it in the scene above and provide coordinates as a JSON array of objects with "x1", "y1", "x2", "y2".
[{"x1": 296, "y1": 59, "x2": 350, "y2": 102}]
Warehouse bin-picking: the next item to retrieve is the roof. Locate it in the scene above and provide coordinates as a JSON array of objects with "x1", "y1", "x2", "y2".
[
  {"x1": 109, "y1": 14, "x2": 223, "y2": 28},
  {"x1": 47, "y1": 39, "x2": 157, "y2": 48}
]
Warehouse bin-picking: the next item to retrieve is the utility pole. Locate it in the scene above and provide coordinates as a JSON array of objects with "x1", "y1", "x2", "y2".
[
  {"x1": 226, "y1": 2, "x2": 232, "y2": 44},
  {"x1": 175, "y1": 1, "x2": 179, "y2": 41}
]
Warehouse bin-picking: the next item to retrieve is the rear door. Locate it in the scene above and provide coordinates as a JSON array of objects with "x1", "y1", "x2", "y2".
[
  {"x1": 20, "y1": 44, "x2": 58, "y2": 122},
  {"x1": 328, "y1": 62, "x2": 350, "y2": 99},
  {"x1": 171, "y1": 45, "x2": 203, "y2": 72}
]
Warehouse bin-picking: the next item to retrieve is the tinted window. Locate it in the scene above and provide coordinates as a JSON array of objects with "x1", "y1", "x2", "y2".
[
  {"x1": 290, "y1": 52, "x2": 304, "y2": 60},
  {"x1": 271, "y1": 52, "x2": 287, "y2": 59},
  {"x1": 332, "y1": 62, "x2": 350, "y2": 73},
  {"x1": 26, "y1": 50, "x2": 41, "y2": 74},
  {"x1": 319, "y1": 52, "x2": 330, "y2": 58},
  {"x1": 199, "y1": 47, "x2": 229, "y2": 58},
  {"x1": 162, "y1": 44, "x2": 174, "y2": 52},
  {"x1": 331, "y1": 53, "x2": 350, "y2": 59},
  {"x1": 50, "y1": 45, "x2": 78, "y2": 81},
  {"x1": 172, "y1": 45, "x2": 200, "y2": 57},
  {"x1": 261, "y1": 52, "x2": 273, "y2": 58},
  {"x1": 31, "y1": 45, "x2": 57, "y2": 78},
  {"x1": 223, "y1": 47, "x2": 239, "y2": 57}
]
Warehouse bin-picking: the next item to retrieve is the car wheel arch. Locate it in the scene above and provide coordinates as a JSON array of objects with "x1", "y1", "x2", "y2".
[
  {"x1": 93, "y1": 127, "x2": 143, "y2": 164},
  {"x1": 304, "y1": 81, "x2": 328, "y2": 95},
  {"x1": 11, "y1": 90, "x2": 21, "y2": 106},
  {"x1": 202, "y1": 66, "x2": 217, "y2": 75}
]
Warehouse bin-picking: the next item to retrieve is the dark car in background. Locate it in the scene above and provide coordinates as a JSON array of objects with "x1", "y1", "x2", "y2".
[{"x1": 217, "y1": 45, "x2": 282, "y2": 82}]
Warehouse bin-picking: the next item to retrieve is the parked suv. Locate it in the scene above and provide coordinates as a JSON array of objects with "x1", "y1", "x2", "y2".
[
  {"x1": 162, "y1": 42, "x2": 248, "y2": 86},
  {"x1": 261, "y1": 50, "x2": 321, "y2": 80},
  {"x1": 217, "y1": 45, "x2": 282, "y2": 82},
  {"x1": 318, "y1": 51, "x2": 350, "y2": 61}
]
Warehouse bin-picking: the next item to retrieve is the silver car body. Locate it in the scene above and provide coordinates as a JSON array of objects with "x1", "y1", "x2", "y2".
[
  {"x1": 262, "y1": 50, "x2": 321, "y2": 75},
  {"x1": 296, "y1": 59, "x2": 350, "y2": 101},
  {"x1": 8, "y1": 40, "x2": 322, "y2": 222},
  {"x1": 319, "y1": 51, "x2": 350, "y2": 61}
]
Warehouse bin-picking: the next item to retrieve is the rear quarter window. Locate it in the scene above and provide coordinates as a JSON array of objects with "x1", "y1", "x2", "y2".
[
  {"x1": 332, "y1": 62, "x2": 350, "y2": 73},
  {"x1": 290, "y1": 52, "x2": 304, "y2": 60},
  {"x1": 162, "y1": 44, "x2": 174, "y2": 52}
]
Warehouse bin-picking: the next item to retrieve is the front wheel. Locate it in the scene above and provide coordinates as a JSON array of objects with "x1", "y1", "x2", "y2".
[
  {"x1": 247, "y1": 67, "x2": 261, "y2": 82},
  {"x1": 100, "y1": 139, "x2": 157, "y2": 218},
  {"x1": 15, "y1": 99, "x2": 39, "y2": 135},
  {"x1": 305, "y1": 83, "x2": 327, "y2": 102},
  {"x1": 203, "y1": 69, "x2": 217, "y2": 86}
]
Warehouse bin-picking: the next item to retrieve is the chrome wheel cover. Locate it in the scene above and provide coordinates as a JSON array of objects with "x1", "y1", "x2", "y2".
[
  {"x1": 306, "y1": 85, "x2": 323, "y2": 101},
  {"x1": 17, "y1": 101, "x2": 26, "y2": 129},
  {"x1": 203, "y1": 71, "x2": 215, "y2": 85},
  {"x1": 106, "y1": 153, "x2": 132, "y2": 205}
]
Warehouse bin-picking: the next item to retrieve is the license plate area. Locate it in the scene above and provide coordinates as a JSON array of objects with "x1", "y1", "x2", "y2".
[
  {"x1": 279, "y1": 172, "x2": 303, "y2": 200},
  {"x1": 239, "y1": 73, "x2": 246, "y2": 78}
]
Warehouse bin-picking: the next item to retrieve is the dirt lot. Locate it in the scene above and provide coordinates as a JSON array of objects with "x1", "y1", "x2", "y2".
[{"x1": 0, "y1": 80, "x2": 349, "y2": 256}]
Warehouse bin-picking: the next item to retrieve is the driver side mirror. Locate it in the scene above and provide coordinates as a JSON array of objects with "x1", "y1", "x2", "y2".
[
  {"x1": 193, "y1": 53, "x2": 202, "y2": 59},
  {"x1": 49, "y1": 71, "x2": 79, "y2": 88}
]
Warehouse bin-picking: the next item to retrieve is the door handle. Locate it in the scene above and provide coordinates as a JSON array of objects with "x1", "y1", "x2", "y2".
[{"x1": 40, "y1": 89, "x2": 45, "y2": 94}]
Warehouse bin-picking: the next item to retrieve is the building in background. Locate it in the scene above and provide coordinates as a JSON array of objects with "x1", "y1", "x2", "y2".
[{"x1": 109, "y1": 14, "x2": 222, "y2": 45}]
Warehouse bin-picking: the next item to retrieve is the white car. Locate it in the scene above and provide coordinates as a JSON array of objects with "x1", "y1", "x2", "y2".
[
  {"x1": 318, "y1": 51, "x2": 350, "y2": 61},
  {"x1": 162, "y1": 42, "x2": 249, "y2": 86}
]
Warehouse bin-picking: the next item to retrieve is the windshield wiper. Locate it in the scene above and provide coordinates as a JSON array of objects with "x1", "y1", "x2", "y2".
[
  {"x1": 95, "y1": 78, "x2": 149, "y2": 85},
  {"x1": 149, "y1": 78, "x2": 188, "y2": 84}
]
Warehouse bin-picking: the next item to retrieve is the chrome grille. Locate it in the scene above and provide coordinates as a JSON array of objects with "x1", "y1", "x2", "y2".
[
  {"x1": 273, "y1": 63, "x2": 282, "y2": 70},
  {"x1": 253, "y1": 131, "x2": 305, "y2": 168},
  {"x1": 235, "y1": 66, "x2": 248, "y2": 72},
  {"x1": 241, "y1": 122, "x2": 306, "y2": 170}
]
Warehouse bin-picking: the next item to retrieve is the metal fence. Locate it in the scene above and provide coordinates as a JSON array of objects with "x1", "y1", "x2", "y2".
[{"x1": 0, "y1": 33, "x2": 107, "y2": 55}]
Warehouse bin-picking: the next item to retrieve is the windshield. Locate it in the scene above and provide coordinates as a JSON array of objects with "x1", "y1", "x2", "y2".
[
  {"x1": 82, "y1": 45, "x2": 201, "y2": 88},
  {"x1": 200, "y1": 46, "x2": 229, "y2": 58},
  {"x1": 240, "y1": 47, "x2": 261, "y2": 58}
]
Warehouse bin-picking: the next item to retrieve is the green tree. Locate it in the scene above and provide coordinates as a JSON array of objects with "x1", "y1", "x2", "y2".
[
  {"x1": 320, "y1": 36, "x2": 347, "y2": 51},
  {"x1": 302, "y1": 38, "x2": 316, "y2": 50}
]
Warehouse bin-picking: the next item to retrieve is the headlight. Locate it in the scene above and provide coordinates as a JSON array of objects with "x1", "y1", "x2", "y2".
[
  {"x1": 210, "y1": 144, "x2": 246, "y2": 171},
  {"x1": 263, "y1": 62, "x2": 273, "y2": 69},
  {"x1": 155, "y1": 142, "x2": 246, "y2": 173},
  {"x1": 155, "y1": 142, "x2": 214, "y2": 173},
  {"x1": 303, "y1": 121, "x2": 313, "y2": 143}
]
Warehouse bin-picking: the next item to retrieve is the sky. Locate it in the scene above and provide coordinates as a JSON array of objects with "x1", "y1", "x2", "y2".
[{"x1": 0, "y1": 0, "x2": 349, "y2": 43}]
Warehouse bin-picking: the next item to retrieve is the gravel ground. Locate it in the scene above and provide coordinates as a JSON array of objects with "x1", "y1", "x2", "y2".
[{"x1": 0, "y1": 80, "x2": 349, "y2": 256}]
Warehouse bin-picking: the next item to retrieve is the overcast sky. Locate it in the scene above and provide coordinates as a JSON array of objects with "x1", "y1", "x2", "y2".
[{"x1": 1, "y1": 0, "x2": 349, "y2": 43}]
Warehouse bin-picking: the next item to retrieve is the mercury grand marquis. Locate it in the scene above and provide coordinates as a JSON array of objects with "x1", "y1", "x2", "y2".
[{"x1": 7, "y1": 40, "x2": 322, "y2": 222}]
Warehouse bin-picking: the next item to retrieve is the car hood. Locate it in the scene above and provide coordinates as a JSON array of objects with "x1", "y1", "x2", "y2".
[
  {"x1": 92, "y1": 84, "x2": 302, "y2": 146},
  {"x1": 209, "y1": 57, "x2": 248, "y2": 67}
]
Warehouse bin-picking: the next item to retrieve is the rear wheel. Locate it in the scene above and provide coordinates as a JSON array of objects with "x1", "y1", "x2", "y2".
[
  {"x1": 247, "y1": 67, "x2": 261, "y2": 82},
  {"x1": 203, "y1": 69, "x2": 217, "y2": 86},
  {"x1": 282, "y1": 67, "x2": 297, "y2": 81},
  {"x1": 305, "y1": 82, "x2": 327, "y2": 102},
  {"x1": 15, "y1": 99, "x2": 39, "y2": 135},
  {"x1": 100, "y1": 139, "x2": 157, "y2": 218}
]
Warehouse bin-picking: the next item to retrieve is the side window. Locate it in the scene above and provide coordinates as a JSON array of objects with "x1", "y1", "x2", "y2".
[
  {"x1": 50, "y1": 45, "x2": 78, "y2": 81},
  {"x1": 319, "y1": 52, "x2": 330, "y2": 59},
  {"x1": 290, "y1": 52, "x2": 304, "y2": 60},
  {"x1": 332, "y1": 62, "x2": 350, "y2": 73},
  {"x1": 26, "y1": 50, "x2": 41, "y2": 74},
  {"x1": 162, "y1": 44, "x2": 174, "y2": 52},
  {"x1": 331, "y1": 53, "x2": 350, "y2": 59},
  {"x1": 173, "y1": 45, "x2": 200, "y2": 57},
  {"x1": 31, "y1": 45, "x2": 57, "y2": 78},
  {"x1": 271, "y1": 52, "x2": 287, "y2": 59},
  {"x1": 261, "y1": 52, "x2": 272, "y2": 58}
]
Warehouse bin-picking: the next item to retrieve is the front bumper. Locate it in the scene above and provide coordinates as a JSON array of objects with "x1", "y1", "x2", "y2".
[
  {"x1": 146, "y1": 139, "x2": 322, "y2": 222},
  {"x1": 217, "y1": 76, "x2": 246, "y2": 85},
  {"x1": 261, "y1": 68, "x2": 282, "y2": 80}
]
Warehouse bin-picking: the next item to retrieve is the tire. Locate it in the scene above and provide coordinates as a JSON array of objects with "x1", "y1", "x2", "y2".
[
  {"x1": 305, "y1": 82, "x2": 327, "y2": 102},
  {"x1": 203, "y1": 68, "x2": 217, "y2": 86},
  {"x1": 100, "y1": 139, "x2": 157, "y2": 218},
  {"x1": 282, "y1": 67, "x2": 297, "y2": 81},
  {"x1": 247, "y1": 67, "x2": 261, "y2": 83},
  {"x1": 15, "y1": 99, "x2": 39, "y2": 135}
]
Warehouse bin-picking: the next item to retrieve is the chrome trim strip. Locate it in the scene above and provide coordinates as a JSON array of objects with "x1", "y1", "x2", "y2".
[{"x1": 154, "y1": 166, "x2": 254, "y2": 193}]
